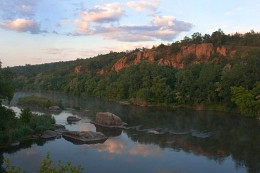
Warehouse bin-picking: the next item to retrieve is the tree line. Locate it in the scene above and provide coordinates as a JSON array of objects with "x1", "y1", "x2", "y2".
[{"x1": 9, "y1": 30, "x2": 260, "y2": 117}]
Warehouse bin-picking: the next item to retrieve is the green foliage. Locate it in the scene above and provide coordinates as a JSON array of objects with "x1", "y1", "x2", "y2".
[
  {"x1": 0, "y1": 67, "x2": 15, "y2": 102},
  {"x1": 175, "y1": 63, "x2": 221, "y2": 104},
  {"x1": 0, "y1": 106, "x2": 55, "y2": 144},
  {"x1": 219, "y1": 56, "x2": 260, "y2": 102},
  {"x1": 4, "y1": 153, "x2": 84, "y2": 173},
  {"x1": 29, "y1": 114, "x2": 55, "y2": 133},
  {"x1": 231, "y1": 82, "x2": 260, "y2": 117},
  {"x1": 0, "y1": 106, "x2": 17, "y2": 131},
  {"x1": 20, "y1": 108, "x2": 33, "y2": 124}
]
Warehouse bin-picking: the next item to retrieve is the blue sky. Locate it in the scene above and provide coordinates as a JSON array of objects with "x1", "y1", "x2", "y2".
[{"x1": 0, "y1": 0, "x2": 259, "y2": 67}]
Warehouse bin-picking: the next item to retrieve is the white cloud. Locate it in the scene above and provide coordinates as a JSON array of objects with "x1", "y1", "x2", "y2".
[
  {"x1": 152, "y1": 16, "x2": 175, "y2": 27},
  {"x1": 127, "y1": 0, "x2": 159, "y2": 15},
  {"x1": 83, "y1": 16, "x2": 193, "y2": 42},
  {"x1": 73, "y1": 3, "x2": 125, "y2": 34},
  {"x1": 81, "y1": 3, "x2": 124, "y2": 23},
  {"x1": 68, "y1": 1, "x2": 192, "y2": 42},
  {"x1": 0, "y1": 18, "x2": 41, "y2": 34}
]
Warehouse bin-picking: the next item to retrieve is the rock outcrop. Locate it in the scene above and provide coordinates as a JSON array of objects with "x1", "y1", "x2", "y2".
[
  {"x1": 74, "y1": 66, "x2": 82, "y2": 74},
  {"x1": 111, "y1": 43, "x2": 233, "y2": 72}
]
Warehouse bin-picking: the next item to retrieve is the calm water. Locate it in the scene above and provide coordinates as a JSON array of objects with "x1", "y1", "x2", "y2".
[{"x1": 1, "y1": 91, "x2": 259, "y2": 173}]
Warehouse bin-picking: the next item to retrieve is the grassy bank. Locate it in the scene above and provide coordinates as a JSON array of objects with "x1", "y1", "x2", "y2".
[{"x1": 17, "y1": 95, "x2": 63, "y2": 109}]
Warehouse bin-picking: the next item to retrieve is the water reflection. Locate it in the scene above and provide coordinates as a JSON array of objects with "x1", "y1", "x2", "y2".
[
  {"x1": 1, "y1": 91, "x2": 259, "y2": 173},
  {"x1": 95, "y1": 126, "x2": 123, "y2": 137}
]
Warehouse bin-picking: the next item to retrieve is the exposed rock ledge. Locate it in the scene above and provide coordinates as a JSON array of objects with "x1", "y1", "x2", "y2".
[{"x1": 62, "y1": 131, "x2": 107, "y2": 144}]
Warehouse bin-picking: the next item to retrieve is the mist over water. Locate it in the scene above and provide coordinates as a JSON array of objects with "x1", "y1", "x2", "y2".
[{"x1": 1, "y1": 91, "x2": 259, "y2": 173}]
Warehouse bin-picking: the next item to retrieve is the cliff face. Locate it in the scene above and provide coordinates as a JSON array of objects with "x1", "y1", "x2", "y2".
[
  {"x1": 112, "y1": 43, "x2": 234, "y2": 72},
  {"x1": 74, "y1": 66, "x2": 82, "y2": 74}
]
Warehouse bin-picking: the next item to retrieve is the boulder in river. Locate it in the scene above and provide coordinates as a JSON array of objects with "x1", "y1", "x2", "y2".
[
  {"x1": 54, "y1": 124, "x2": 66, "y2": 130},
  {"x1": 49, "y1": 106, "x2": 61, "y2": 113},
  {"x1": 53, "y1": 124, "x2": 68, "y2": 135},
  {"x1": 62, "y1": 131, "x2": 107, "y2": 144},
  {"x1": 67, "y1": 116, "x2": 81, "y2": 123},
  {"x1": 91, "y1": 112, "x2": 126, "y2": 129},
  {"x1": 41, "y1": 130, "x2": 59, "y2": 139}
]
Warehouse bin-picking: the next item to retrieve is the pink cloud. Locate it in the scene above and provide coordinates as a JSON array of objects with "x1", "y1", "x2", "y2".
[
  {"x1": 152, "y1": 16, "x2": 175, "y2": 27},
  {"x1": 129, "y1": 144, "x2": 162, "y2": 157},
  {"x1": 0, "y1": 18, "x2": 41, "y2": 34},
  {"x1": 81, "y1": 3, "x2": 124, "y2": 23},
  {"x1": 127, "y1": 0, "x2": 159, "y2": 15}
]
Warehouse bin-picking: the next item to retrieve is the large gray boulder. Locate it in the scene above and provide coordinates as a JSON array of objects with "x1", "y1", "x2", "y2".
[
  {"x1": 96, "y1": 112, "x2": 122, "y2": 126},
  {"x1": 91, "y1": 112, "x2": 126, "y2": 129}
]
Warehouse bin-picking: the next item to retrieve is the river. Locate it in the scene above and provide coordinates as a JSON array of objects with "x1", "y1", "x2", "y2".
[{"x1": 1, "y1": 91, "x2": 259, "y2": 173}]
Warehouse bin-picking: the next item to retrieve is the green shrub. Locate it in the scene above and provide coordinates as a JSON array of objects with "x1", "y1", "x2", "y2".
[
  {"x1": 29, "y1": 114, "x2": 55, "y2": 133},
  {"x1": 19, "y1": 108, "x2": 33, "y2": 124},
  {"x1": 4, "y1": 153, "x2": 84, "y2": 173}
]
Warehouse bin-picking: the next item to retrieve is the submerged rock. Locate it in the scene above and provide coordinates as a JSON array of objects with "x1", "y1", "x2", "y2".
[
  {"x1": 147, "y1": 130, "x2": 160, "y2": 135},
  {"x1": 95, "y1": 125, "x2": 122, "y2": 137},
  {"x1": 91, "y1": 112, "x2": 126, "y2": 129},
  {"x1": 63, "y1": 131, "x2": 107, "y2": 144},
  {"x1": 54, "y1": 124, "x2": 66, "y2": 130},
  {"x1": 10, "y1": 141, "x2": 20, "y2": 147}
]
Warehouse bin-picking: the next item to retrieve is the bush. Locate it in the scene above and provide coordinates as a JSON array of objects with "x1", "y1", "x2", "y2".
[
  {"x1": 29, "y1": 114, "x2": 55, "y2": 133},
  {"x1": 20, "y1": 108, "x2": 33, "y2": 124},
  {"x1": 4, "y1": 153, "x2": 84, "y2": 173}
]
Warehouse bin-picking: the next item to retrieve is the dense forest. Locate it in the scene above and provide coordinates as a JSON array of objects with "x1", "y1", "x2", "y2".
[
  {"x1": 0, "y1": 61, "x2": 56, "y2": 146},
  {"x1": 8, "y1": 30, "x2": 260, "y2": 117}
]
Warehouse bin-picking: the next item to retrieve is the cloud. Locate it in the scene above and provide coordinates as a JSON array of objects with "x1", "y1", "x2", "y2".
[
  {"x1": 89, "y1": 138, "x2": 126, "y2": 154},
  {"x1": 81, "y1": 3, "x2": 124, "y2": 23},
  {"x1": 152, "y1": 16, "x2": 174, "y2": 27},
  {"x1": 127, "y1": 0, "x2": 159, "y2": 15},
  {"x1": 82, "y1": 16, "x2": 193, "y2": 42},
  {"x1": 73, "y1": 3, "x2": 124, "y2": 34},
  {"x1": 0, "y1": 0, "x2": 40, "y2": 19},
  {"x1": 129, "y1": 144, "x2": 162, "y2": 157},
  {"x1": 0, "y1": 18, "x2": 42, "y2": 34}
]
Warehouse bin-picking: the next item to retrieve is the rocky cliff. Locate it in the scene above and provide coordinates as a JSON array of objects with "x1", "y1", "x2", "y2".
[{"x1": 112, "y1": 43, "x2": 234, "y2": 72}]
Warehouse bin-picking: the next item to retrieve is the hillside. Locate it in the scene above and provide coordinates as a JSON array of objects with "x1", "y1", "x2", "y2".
[{"x1": 10, "y1": 30, "x2": 260, "y2": 117}]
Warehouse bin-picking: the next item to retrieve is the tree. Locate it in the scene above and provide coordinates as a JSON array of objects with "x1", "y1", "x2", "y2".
[
  {"x1": 231, "y1": 82, "x2": 260, "y2": 117},
  {"x1": 191, "y1": 32, "x2": 202, "y2": 44},
  {"x1": 211, "y1": 29, "x2": 226, "y2": 46},
  {"x1": 0, "y1": 61, "x2": 15, "y2": 102}
]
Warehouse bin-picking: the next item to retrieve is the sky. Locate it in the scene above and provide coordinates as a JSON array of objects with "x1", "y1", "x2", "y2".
[{"x1": 0, "y1": 0, "x2": 259, "y2": 67}]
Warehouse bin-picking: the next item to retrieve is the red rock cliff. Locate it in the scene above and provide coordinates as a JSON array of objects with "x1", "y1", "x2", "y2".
[{"x1": 112, "y1": 43, "x2": 233, "y2": 72}]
